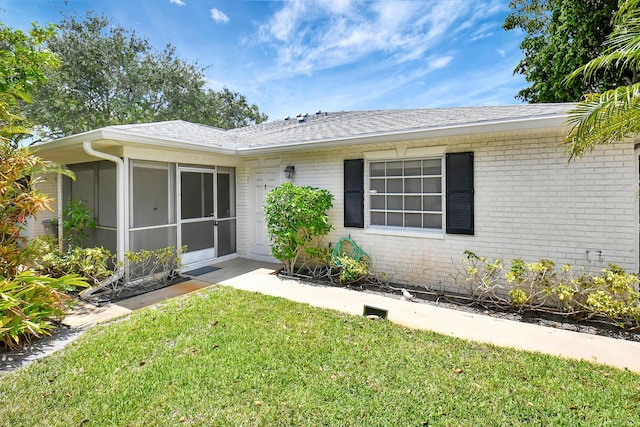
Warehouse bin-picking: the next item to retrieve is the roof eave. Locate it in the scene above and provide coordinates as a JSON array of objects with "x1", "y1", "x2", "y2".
[{"x1": 33, "y1": 128, "x2": 237, "y2": 155}]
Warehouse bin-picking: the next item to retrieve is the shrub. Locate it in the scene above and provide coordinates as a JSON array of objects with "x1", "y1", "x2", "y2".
[
  {"x1": 264, "y1": 182, "x2": 334, "y2": 276},
  {"x1": 462, "y1": 251, "x2": 640, "y2": 326},
  {"x1": 336, "y1": 256, "x2": 370, "y2": 285},
  {"x1": 61, "y1": 199, "x2": 96, "y2": 246},
  {"x1": 124, "y1": 246, "x2": 183, "y2": 282},
  {"x1": 0, "y1": 271, "x2": 88, "y2": 348},
  {"x1": 462, "y1": 250, "x2": 505, "y2": 301},
  {"x1": 30, "y1": 236, "x2": 112, "y2": 287},
  {"x1": 0, "y1": 141, "x2": 71, "y2": 277}
]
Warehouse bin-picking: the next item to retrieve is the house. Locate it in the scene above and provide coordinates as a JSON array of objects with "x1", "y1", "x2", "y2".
[{"x1": 31, "y1": 104, "x2": 639, "y2": 294}]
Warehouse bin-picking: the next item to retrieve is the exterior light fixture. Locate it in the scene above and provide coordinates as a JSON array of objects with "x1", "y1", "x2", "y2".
[{"x1": 284, "y1": 165, "x2": 295, "y2": 179}]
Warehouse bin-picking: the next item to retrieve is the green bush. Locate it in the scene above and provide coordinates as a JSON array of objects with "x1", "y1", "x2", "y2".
[
  {"x1": 462, "y1": 250, "x2": 640, "y2": 326},
  {"x1": 336, "y1": 255, "x2": 370, "y2": 285},
  {"x1": 124, "y1": 246, "x2": 183, "y2": 281},
  {"x1": 30, "y1": 236, "x2": 112, "y2": 287},
  {"x1": 0, "y1": 271, "x2": 88, "y2": 348},
  {"x1": 264, "y1": 182, "x2": 334, "y2": 275},
  {"x1": 61, "y1": 199, "x2": 96, "y2": 246}
]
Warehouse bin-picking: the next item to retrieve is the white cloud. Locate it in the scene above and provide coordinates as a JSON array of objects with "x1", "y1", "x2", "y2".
[
  {"x1": 429, "y1": 56, "x2": 454, "y2": 70},
  {"x1": 169, "y1": 0, "x2": 186, "y2": 6},
  {"x1": 236, "y1": 0, "x2": 520, "y2": 117},
  {"x1": 258, "y1": 0, "x2": 309, "y2": 42},
  {"x1": 254, "y1": 0, "x2": 480, "y2": 78},
  {"x1": 210, "y1": 8, "x2": 229, "y2": 24}
]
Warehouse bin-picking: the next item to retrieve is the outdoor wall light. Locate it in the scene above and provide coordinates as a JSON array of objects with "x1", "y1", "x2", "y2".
[{"x1": 284, "y1": 165, "x2": 295, "y2": 179}]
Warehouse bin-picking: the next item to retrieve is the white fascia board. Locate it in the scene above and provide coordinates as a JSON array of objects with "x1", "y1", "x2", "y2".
[
  {"x1": 33, "y1": 128, "x2": 237, "y2": 156},
  {"x1": 237, "y1": 115, "x2": 571, "y2": 155}
]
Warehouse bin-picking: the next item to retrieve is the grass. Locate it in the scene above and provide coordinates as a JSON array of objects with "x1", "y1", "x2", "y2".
[{"x1": 0, "y1": 286, "x2": 638, "y2": 426}]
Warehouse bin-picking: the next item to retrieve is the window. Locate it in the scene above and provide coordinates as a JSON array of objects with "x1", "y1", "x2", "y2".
[{"x1": 369, "y1": 158, "x2": 443, "y2": 230}]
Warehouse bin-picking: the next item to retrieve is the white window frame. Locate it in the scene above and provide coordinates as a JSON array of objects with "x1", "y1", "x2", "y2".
[{"x1": 364, "y1": 146, "x2": 446, "y2": 239}]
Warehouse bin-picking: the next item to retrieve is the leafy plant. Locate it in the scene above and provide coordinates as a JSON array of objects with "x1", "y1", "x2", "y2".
[
  {"x1": 336, "y1": 255, "x2": 370, "y2": 285},
  {"x1": 462, "y1": 250, "x2": 505, "y2": 300},
  {"x1": 0, "y1": 271, "x2": 88, "y2": 348},
  {"x1": 264, "y1": 182, "x2": 334, "y2": 276},
  {"x1": 123, "y1": 245, "x2": 183, "y2": 282},
  {"x1": 0, "y1": 20, "x2": 71, "y2": 277},
  {"x1": 462, "y1": 251, "x2": 640, "y2": 327},
  {"x1": 30, "y1": 236, "x2": 112, "y2": 287},
  {"x1": 61, "y1": 199, "x2": 96, "y2": 247},
  {"x1": 0, "y1": 141, "x2": 72, "y2": 277}
]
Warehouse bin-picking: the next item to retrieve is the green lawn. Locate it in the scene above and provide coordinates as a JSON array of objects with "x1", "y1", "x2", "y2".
[{"x1": 0, "y1": 286, "x2": 638, "y2": 426}]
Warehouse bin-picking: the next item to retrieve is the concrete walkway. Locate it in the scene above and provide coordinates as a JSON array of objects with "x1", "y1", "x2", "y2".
[{"x1": 65, "y1": 258, "x2": 640, "y2": 373}]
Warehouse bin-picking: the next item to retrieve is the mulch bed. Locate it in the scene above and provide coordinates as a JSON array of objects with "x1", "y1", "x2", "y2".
[{"x1": 283, "y1": 271, "x2": 640, "y2": 343}]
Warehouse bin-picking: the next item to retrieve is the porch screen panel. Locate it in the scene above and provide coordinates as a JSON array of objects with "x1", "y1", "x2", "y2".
[
  {"x1": 181, "y1": 172, "x2": 214, "y2": 219},
  {"x1": 86, "y1": 228, "x2": 117, "y2": 253},
  {"x1": 130, "y1": 226, "x2": 177, "y2": 252},
  {"x1": 217, "y1": 219, "x2": 236, "y2": 256},
  {"x1": 63, "y1": 162, "x2": 114, "y2": 249},
  {"x1": 217, "y1": 173, "x2": 234, "y2": 218},
  {"x1": 65, "y1": 164, "x2": 95, "y2": 209},
  {"x1": 97, "y1": 161, "x2": 117, "y2": 228},
  {"x1": 132, "y1": 164, "x2": 171, "y2": 227},
  {"x1": 182, "y1": 222, "x2": 215, "y2": 252},
  {"x1": 217, "y1": 170, "x2": 236, "y2": 256},
  {"x1": 130, "y1": 162, "x2": 177, "y2": 255}
]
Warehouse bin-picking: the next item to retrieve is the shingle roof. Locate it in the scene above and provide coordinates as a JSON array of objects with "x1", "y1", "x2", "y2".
[
  {"x1": 40, "y1": 104, "x2": 574, "y2": 153},
  {"x1": 229, "y1": 103, "x2": 573, "y2": 149},
  {"x1": 109, "y1": 120, "x2": 233, "y2": 149}
]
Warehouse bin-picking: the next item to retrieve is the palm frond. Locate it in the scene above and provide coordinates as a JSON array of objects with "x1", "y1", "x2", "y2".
[
  {"x1": 566, "y1": 83, "x2": 640, "y2": 159},
  {"x1": 567, "y1": 1, "x2": 640, "y2": 83}
]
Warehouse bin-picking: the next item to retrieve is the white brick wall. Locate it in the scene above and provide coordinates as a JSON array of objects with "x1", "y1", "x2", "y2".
[{"x1": 237, "y1": 129, "x2": 638, "y2": 294}]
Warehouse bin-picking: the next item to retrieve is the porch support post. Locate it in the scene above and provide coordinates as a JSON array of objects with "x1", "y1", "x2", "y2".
[{"x1": 82, "y1": 141, "x2": 126, "y2": 265}]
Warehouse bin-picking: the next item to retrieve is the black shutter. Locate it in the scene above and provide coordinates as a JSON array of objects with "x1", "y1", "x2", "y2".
[
  {"x1": 446, "y1": 152, "x2": 474, "y2": 235},
  {"x1": 344, "y1": 159, "x2": 364, "y2": 228}
]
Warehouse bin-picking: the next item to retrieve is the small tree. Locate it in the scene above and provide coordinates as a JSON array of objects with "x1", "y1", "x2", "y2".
[
  {"x1": 264, "y1": 182, "x2": 334, "y2": 276},
  {"x1": 27, "y1": 12, "x2": 267, "y2": 139}
]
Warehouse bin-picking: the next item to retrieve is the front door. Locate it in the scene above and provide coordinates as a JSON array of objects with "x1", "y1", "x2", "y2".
[
  {"x1": 252, "y1": 168, "x2": 279, "y2": 257},
  {"x1": 179, "y1": 167, "x2": 216, "y2": 266}
]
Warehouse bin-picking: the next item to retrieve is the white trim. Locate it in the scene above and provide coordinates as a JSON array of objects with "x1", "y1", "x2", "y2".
[
  {"x1": 34, "y1": 114, "x2": 570, "y2": 158},
  {"x1": 366, "y1": 156, "x2": 445, "y2": 233},
  {"x1": 365, "y1": 226, "x2": 444, "y2": 240},
  {"x1": 364, "y1": 145, "x2": 446, "y2": 160},
  {"x1": 129, "y1": 224, "x2": 177, "y2": 232},
  {"x1": 239, "y1": 116, "x2": 570, "y2": 155},
  {"x1": 82, "y1": 141, "x2": 126, "y2": 265}
]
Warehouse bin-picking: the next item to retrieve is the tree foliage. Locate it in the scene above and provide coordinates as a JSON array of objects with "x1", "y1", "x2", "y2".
[
  {"x1": 566, "y1": 0, "x2": 640, "y2": 158},
  {"x1": 504, "y1": 0, "x2": 624, "y2": 102},
  {"x1": 0, "y1": 22, "x2": 58, "y2": 146},
  {"x1": 26, "y1": 13, "x2": 267, "y2": 139},
  {"x1": 0, "y1": 21, "x2": 90, "y2": 348},
  {"x1": 0, "y1": 141, "x2": 71, "y2": 277},
  {"x1": 0, "y1": 21, "x2": 69, "y2": 276},
  {"x1": 264, "y1": 182, "x2": 334, "y2": 276}
]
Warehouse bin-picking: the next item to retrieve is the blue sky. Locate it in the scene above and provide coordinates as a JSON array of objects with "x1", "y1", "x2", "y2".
[{"x1": 1, "y1": 0, "x2": 527, "y2": 121}]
